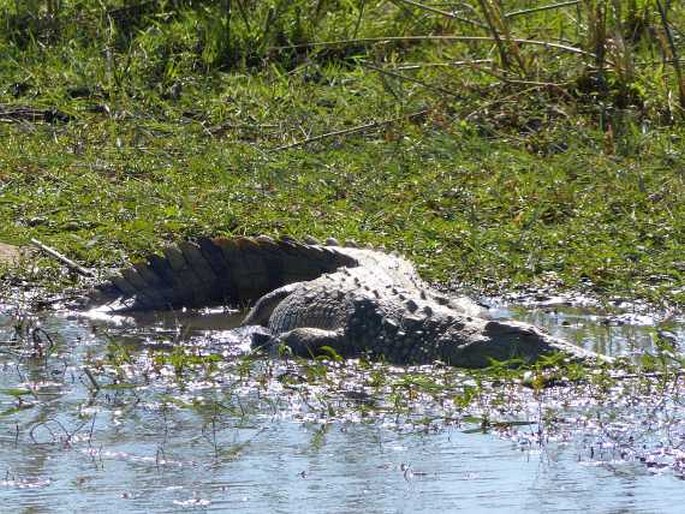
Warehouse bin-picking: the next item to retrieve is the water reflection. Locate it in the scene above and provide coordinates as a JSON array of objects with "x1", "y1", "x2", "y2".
[{"x1": 494, "y1": 301, "x2": 683, "y2": 357}]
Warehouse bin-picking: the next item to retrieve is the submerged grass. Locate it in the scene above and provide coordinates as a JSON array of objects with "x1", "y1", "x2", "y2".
[{"x1": 1, "y1": 1, "x2": 685, "y2": 306}]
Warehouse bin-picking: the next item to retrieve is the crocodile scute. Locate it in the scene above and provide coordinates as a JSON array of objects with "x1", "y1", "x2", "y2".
[{"x1": 88, "y1": 236, "x2": 602, "y2": 367}]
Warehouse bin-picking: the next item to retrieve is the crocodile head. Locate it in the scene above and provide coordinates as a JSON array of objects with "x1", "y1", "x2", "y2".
[{"x1": 437, "y1": 318, "x2": 603, "y2": 368}]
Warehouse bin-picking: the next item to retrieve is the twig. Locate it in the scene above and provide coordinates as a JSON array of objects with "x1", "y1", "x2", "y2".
[
  {"x1": 30, "y1": 238, "x2": 94, "y2": 277},
  {"x1": 82, "y1": 366, "x2": 101, "y2": 391},
  {"x1": 270, "y1": 110, "x2": 428, "y2": 151},
  {"x1": 393, "y1": 0, "x2": 486, "y2": 28},
  {"x1": 655, "y1": 0, "x2": 685, "y2": 114},
  {"x1": 477, "y1": 0, "x2": 512, "y2": 70},
  {"x1": 469, "y1": 62, "x2": 569, "y2": 87},
  {"x1": 269, "y1": 35, "x2": 595, "y2": 59},
  {"x1": 393, "y1": 58, "x2": 493, "y2": 71},
  {"x1": 31, "y1": 327, "x2": 54, "y2": 359},
  {"x1": 360, "y1": 61, "x2": 462, "y2": 98},
  {"x1": 505, "y1": 0, "x2": 580, "y2": 19}
]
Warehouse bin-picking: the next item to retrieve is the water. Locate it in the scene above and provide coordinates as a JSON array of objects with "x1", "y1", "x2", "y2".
[{"x1": 1, "y1": 302, "x2": 685, "y2": 513}]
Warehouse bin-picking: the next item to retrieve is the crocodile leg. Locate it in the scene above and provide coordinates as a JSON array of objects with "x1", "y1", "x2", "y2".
[
  {"x1": 249, "y1": 325, "x2": 349, "y2": 358},
  {"x1": 279, "y1": 327, "x2": 348, "y2": 358},
  {"x1": 242, "y1": 283, "x2": 304, "y2": 326}
]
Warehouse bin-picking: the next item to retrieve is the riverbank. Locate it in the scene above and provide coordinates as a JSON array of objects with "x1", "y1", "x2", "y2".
[{"x1": 1, "y1": 1, "x2": 684, "y2": 306}]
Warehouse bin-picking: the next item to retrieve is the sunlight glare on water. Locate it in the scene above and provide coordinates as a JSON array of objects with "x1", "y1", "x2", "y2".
[{"x1": 1, "y1": 305, "x2": 685, "y2": 513}]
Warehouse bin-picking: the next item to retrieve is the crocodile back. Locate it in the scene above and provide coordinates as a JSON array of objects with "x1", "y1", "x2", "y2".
[{"x1": 88, "y1": 236, "x2": 360, "y2": 310}]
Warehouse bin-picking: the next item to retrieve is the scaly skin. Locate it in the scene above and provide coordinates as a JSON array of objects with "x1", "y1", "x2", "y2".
[
  {"x1": 244, "y1": 265, "x2": 597, "y2": 366},
  {"x1": 89, "y1": 236, "x2": 603, "y2": 367}
]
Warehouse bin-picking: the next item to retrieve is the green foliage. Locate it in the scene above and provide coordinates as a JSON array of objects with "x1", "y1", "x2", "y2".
[
  {"x1": 152, "y1": 345, "x2": 222, "y2": 381},
  {"x1": 0, "y1": 1, "x2": 685, "y2": 305},
  {"x1": 453, "y1": 384, "x2": 478, "y2": 409},
  {"x1": 392, "y1": 373, "x2": 443, "y2": 394},
  {"x1": 105, "y1": 340, "x2": 134, "y2": 367}
]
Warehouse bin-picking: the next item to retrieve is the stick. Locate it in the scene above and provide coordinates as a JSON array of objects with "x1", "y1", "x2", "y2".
[
  {"x1": 505, "y1": 0, "x2": 580, "y2": 19},
  {"x1": 656, "y1": 0, "x2": 685, "y2": 114},
  {"x1": 359, "y1": 62, "x2": 463, "y2": 98},
  {"x1": 82, "y1": 366, "x2": 100, "y2": 391},
  {"x1": 394, "y1": 0, "x2": 486, "y2": 28},
  {"x1": 270, "y1": 110, "x2": 428, "y2": 151},
  {"x1": 269, "y1": 35, "x2": 595, "y2": 60},
  {"x1": 393, "y1": 59, "x2": 493, "y2": 71},
  {"x1": 30, "y1": 238, "x2": 94, "y2": 277}
]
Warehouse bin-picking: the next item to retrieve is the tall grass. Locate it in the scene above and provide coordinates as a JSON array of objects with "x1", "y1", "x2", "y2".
[{"x1": 1, "y1": 1, "x2": 682, "y2": 114}]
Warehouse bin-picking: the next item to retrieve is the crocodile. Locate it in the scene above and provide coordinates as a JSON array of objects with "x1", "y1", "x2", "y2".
[{"x1": 88, "y1": 236, "x2": 600, "y2": 367}]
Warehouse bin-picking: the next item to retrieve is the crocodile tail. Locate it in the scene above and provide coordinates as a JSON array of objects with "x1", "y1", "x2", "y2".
[{"x1": 88, "y1": 236, "x2": 358, "y2": 311}]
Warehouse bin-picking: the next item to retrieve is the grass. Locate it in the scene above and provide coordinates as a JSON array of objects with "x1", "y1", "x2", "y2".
[{"x1": 1, "y1": 1, "x2": 685, "y2": 306}]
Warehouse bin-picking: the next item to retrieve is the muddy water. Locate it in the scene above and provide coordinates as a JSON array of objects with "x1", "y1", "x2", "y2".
[{"x1": 1, "y1": 303, "x2": 684, "y2": 513}]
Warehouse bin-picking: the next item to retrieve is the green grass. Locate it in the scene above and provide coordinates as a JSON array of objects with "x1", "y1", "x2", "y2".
[{"x1": 1, "y1": 1, "x2": 685, "y2": 305}]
